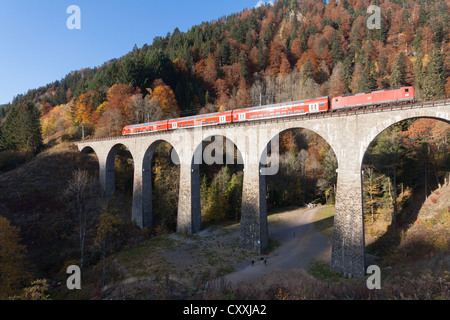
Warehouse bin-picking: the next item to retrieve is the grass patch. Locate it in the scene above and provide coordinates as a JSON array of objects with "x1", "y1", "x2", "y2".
[
  {"x1": 307, "y1": 260, "x2": 342, "y2": 282},
  {"x1": 316, "y1": 206, "x2": 335, "y2": 216},
  {"x1": 314, "y1": 206, "x2": 335, "y2": 238},
  {"x1": 217, "y1": 265, "x2": 235, "y2": 277},
  {"x1": 265, "y1": 236, "x2": 281, "y2": 254},
  {"x1": 0, "y1": 150, "x2": 33, "y2": 173}
]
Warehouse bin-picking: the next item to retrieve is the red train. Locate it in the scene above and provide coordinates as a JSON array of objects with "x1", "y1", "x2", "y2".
[
  {"x1": 122, "y1": 86, "x2": 415, "y2": 135},
  {"x1": 332, "y1": 86, "x2": 415, "y2": 109}
]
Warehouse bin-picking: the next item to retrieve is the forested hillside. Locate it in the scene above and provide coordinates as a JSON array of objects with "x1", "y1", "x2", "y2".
[
  {"x1": 0, "y1": 0, "x2": 449, "y2": 142},
  {"x1": 0, "y1": 0, "x2": 449, "y2": 300}
]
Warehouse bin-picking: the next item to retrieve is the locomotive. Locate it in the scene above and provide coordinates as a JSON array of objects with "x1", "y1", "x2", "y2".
[{"x1": 122, "y1": 86, "x2": 415, "y2": 136}]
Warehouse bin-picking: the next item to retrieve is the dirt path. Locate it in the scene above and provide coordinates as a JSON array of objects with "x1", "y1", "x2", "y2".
[{"x1": 223, "y1": 206, "x2": 332, "y2": 285}]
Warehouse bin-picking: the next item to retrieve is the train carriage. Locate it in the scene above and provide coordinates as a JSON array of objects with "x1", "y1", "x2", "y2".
[
  {"x1": 122, "y1": 120, "x2": 169, "y2": 135},
  {"x1": 332, "y1": 86, "x2": 415, "y2": 110},
  {"x1": 122, "y1": 87, "x2": 416, "y2": 136},
  {"x1": 233, "y1": 97, "x2": 329, "y2": 122},
  {"x1": 167, "y1": 110, "x2": 233, "y2": 129}
]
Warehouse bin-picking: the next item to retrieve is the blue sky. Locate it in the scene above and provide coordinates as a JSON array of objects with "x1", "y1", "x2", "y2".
[{"x1": 0, "y1": 0, "x2": 274, "y2": 105}]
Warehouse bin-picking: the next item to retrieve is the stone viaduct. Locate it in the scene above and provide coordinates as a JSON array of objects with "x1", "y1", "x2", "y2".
[{"x1": 75, "y1": 100, "x2": 449, "y2": 277}]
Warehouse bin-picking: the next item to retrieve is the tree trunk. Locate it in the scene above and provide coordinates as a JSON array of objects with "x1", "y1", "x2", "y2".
[
  {"x1": 425, "y1": 157, "x2": 428, "y2": 200},
  {"x1": 80, "y1": 215, "x2": 85, "y2": 270},
  {"x1": 392, "y1": 150, "x2": 398, "y2": 223},
  {"x1": 102, "y1": 240, "x2": 106, "y2": 288}
]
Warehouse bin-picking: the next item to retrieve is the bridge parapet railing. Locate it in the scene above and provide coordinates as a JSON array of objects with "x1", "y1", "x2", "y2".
[{"x1": 74, "y1": 98, "x2": 450, "y2": 145}]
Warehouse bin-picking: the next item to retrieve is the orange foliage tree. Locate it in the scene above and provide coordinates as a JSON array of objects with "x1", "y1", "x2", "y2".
[
  {"x1": 73, "y1": 91, "x2": 98, "y2": 128},
  {"x1": 95, "y1": 84, "x2": 135, "y2": 137},
  {"x1": 150, "y1": 80, "x2": 180, "y2": 119}
]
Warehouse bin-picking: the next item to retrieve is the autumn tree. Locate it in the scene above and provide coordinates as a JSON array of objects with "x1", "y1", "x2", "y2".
[
  {"x1": 95, "y1": 204, "x2": 123, "y2": 288},
  {"x1": 106, "y1": 83, "x2": 135, "y2": 121},
  {"x1": 62, "y1": 170, "x2": 100, "y2": 270},
  {"x1": 290, "y1": 38, "x2": 304, "y2": 61},
  {"x1": 328, "y1": 62, "x2": 349, "y2": 97},
  {"x1": 321, "y1": 147, "x2": 338, "y2": 204},
  {"x1": 0, "y1": 216, "x2": 29, "y2": 299},
  {"x1": 9, "y1": 279, "x2": 50, "y2": 300},
  {"x1": 203, "y1": 55, "x2": 219, "y2": 90},
  {"x1": 73, "y1": 91, "x2": 98, "y2": 139},
  {"x1": 368, "y1": 127, "x2": 404, "y2": 222},
  {"x1": 128, "y1": 92, "x2": 164, "y2": 124},
  {"x1": 235, "y1": 79, "x2": 253, "y2": 109},
  {"x1": 268, "y1": 37, "x2": 288, "y2": 76},
  {"x1": 150, "y1": 80, "x2": 181, "y2": 118},
  {"x1": 95, "y1": 84, "x2": 135, "y2": 137},
  {"x1": 363, "y1": 165, "x2": 382, "y2": 222}
]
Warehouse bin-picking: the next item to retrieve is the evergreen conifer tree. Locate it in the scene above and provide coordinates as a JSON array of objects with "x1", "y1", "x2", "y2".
[
  {"x1": 421, "y1": 47, "x2": 445, "y2": 100},
  {"x1": 0, "y1": 102, "x2": 43, "y2": 154},
  {"x1": 390, "y1": 52, "x2": 407, "y2": 87}
]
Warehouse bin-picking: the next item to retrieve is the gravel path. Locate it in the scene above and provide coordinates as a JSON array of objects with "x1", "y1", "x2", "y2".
[{"x1": 223, "y1": 206, "x2": 332, "y2": 285}]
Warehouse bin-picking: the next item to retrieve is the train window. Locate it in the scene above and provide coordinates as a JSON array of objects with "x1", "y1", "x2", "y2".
[
  {"x1": 264, "y1": 114, "x2": 268, "y2": 118},
  {"x1": 320, "y1": 103, "x2": 325, "y2": 107},
  {"x1": 288, "y1": 111, "x2": 293, "y2": 115},
  {"x1": 270, "y1": 113, "x2": 274, "y2": 117},
  {"x1": 259, "y1": 115, "x2": 263, "y2": 118},
  {"x1": 276, "y1": 113, "x2": 280, "y2": 116},
  {"x1": 335, "y1": 99, "x2": 339, "y2": 102},
  {"x1": 405, "y1": 88, "x2": 409, "y2": 92},
  {"x1": 282, "y1": 112, "x2": 286, "y2": 115},
  {"x1": 294, "y1": 110, "x2": 299, "y2": 114}
]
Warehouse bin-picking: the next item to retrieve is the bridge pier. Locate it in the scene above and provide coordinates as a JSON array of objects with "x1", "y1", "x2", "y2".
[
  {"x1": 97, "y1": 148, "x2": 115, "y2": 197},
  {"x1": 331, "y1": 168, "x2": 366, "y2": 277},
  {"x1": 131, "y1": 151, "x2": 153, "y2": 229},
  {"x1": 74, "y1": 101, "x2": 449, "y2": 278},
  {"x1": 177, "y1": 162, "x2": 201, "y2": 234},
  {"x1": 239, "y1": 163, "x2": 268, "y2": 254}
]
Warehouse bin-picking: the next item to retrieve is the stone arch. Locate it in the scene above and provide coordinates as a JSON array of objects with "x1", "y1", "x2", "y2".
[
  {"x1": 260, "y1": 126, "x2": 339, "y2": 203},
  {"x1": 361, "y1": 114, "x2": 450, "y2": 167},
  {"x1": 132, "y1": 139, "x2": 180, "y2": 229},
  {"x1": 186, "y1": 134, "x2": 245, "y2": 233},
  {"x1": 258, "y1": 126, "x2": 339, "y2": 171},
  {"x1": 362, "y1": 115, "x2": 450, "y2": 169},
  {"x1": 80, "y1": 145, "x2": 96, "y2": 155},
  {"x1": 79, "y1": 145, "x2": 100, "y2": 179},
  {"x1": 361, "y1": 115, "x2": 450, "y2": 257},
  {"x1": 104, "y1": 143, "x2": 135, "y2": 197},
  {"x1": 191, "y1": 134, "x2": 244, "y2": 168},
  {"x1": 251, "y1": 127, "x2": 339, "y2": 254}
]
